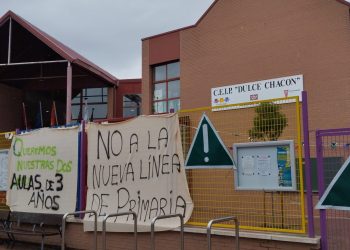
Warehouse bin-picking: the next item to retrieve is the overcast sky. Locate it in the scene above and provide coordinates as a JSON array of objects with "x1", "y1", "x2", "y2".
[{"x1": 1, "y1": 0, "x2": 214, "y2": 79}]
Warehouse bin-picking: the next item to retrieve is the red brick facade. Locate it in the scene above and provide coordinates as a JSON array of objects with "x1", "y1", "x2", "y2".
[
  {"x1": 0, "y1": 222, "x2": 320, "y2": 249},
  {"x1": 114, "y1": 79, "x2": 141, "y2": 118},
  {"x1": 0, "y1": 191, "x2": 5, "y2": 205},
  {"x1": 139, "y1": 0, "x2": 350, "y2": 248},
  {"x1": 142, "y1": 0, "x2": 350, "y2": 132}
]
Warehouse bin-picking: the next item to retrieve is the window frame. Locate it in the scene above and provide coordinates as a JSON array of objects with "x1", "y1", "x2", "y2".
[
  {"x1": 71, "y1": 87, "x2": 108, "y2": 121},
  {"x1": 152, "y1": 61, "x2": 180, "y2": 114},
  {"x1": 123, "y1": 94, "x2": 141, "y2": 118}
]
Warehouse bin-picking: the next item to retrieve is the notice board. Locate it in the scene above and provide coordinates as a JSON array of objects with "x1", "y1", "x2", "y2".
[{"x1": 233, "y1": 140, "x2": 296, "y2": 191}]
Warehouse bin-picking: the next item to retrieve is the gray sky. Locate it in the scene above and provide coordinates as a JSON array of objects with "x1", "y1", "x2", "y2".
[{"x1": 1, "y1": 0, "x2": 214, "y2": 79}]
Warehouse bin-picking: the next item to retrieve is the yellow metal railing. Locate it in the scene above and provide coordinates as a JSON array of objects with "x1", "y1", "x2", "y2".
[{"x1": 179, "y1": 96, "x2": 306, "y2": 234}]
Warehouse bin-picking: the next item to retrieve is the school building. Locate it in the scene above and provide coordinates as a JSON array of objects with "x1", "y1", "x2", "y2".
[
  {"x1": 0, "y1": 11, "x2": 141, "y2": 133},
  {"x1": 140, "y1": 0, "x2": 350, "y2": 249},
  {"x1": 2, "y1": 0, "x2": 350, "y2": 249},
  {"x1": 142, "y1": 0, "x2": 350, "y2": 129}
]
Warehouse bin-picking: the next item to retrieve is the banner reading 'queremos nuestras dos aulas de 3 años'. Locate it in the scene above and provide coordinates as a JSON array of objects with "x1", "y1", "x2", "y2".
[{"x1": 6, "y1": 127, "x2": 79, "y2": 214}]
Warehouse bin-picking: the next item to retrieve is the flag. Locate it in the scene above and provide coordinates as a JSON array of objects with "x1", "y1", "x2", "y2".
[
  {"x1": 22, "y1": 102, "x2": 28, "y2": 130},
  {"x1": 39, "y1": 101, "x2": 43, "y2": 128},
  {"x1": 50, "y1": 101, "x2": 58, "y2": 127},
  {"x1": 34, "y1": 101, "x2": 43, "y2": 128}
]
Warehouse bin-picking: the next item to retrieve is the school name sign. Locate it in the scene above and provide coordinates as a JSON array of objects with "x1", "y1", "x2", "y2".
[
  {"x1": 6, "y1": 127, "x2": 79, "y2": 214},
  {"x1": 84, "y1": 114, "x2": 193, "y2": 232},
  {"x1": 211, "y1": 75, "x2": 303, "y2": 109}
]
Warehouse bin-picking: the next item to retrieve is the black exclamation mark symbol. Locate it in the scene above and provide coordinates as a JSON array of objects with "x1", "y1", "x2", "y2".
[{"x1": 203, "y1": 124, "x2": 209, "y2": 163}]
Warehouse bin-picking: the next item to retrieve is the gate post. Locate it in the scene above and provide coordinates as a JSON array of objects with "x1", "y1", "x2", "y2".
[
  {"x1": 302, "y1": 91, "x2": 315, "y2": 238},
  {"x1": 316, "y1": 130, "x2": 328, "y2": 250}
]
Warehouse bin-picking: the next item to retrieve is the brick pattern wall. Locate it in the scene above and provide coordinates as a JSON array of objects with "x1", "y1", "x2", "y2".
[
  {"x1": 0, "y1": 222, "x2": 320, "y2": 249},
  {"x1": 142, "y1": 39, "x2": 152, "y2": 115},
  {"x1": 180, "y1": 0, "x2": 350, "y2": 132},
  {"x1": 0, "y1": 191, "x2": 6, "y2": 206},
  {"x1": 143, "y1": 0, "x2": 350, "y2": 131}
]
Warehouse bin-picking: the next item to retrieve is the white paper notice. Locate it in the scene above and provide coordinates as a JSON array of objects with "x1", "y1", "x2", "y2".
[
  {"x1": 257, "y1": 155, "x2": 270, "y2": 176},
  {"x1": 242, "y1": 156, "x2": 254, "y2": 175}
]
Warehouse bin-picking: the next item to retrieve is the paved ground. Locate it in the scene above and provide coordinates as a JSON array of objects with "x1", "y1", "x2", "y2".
[{"x1": 0, "y1": 241, "x2": 60, "y2": 250}]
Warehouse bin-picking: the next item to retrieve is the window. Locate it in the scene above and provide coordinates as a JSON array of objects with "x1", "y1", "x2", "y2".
[
  {"x1": 123, "y1": 94, "x2": 141, "y2": 118},
  {"x1": 72, "y1": 87, "x2": 108, "y2": 121},
  {"x1": 153, "y1": 61, "x2": 180, "y2": 114}
]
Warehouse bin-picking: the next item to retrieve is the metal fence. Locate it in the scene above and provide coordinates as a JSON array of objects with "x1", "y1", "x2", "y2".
[
  {"x1": 316, "y1": 129, "x2": 350, "y2": 250},
  {"x1": 179, "y1": 96, "x2": 306, "y2": 234}
]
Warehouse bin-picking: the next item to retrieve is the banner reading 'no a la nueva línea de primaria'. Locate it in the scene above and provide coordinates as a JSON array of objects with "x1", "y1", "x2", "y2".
[{"x1": 84, "y1": 114, "x2": 193, "y2": 232}]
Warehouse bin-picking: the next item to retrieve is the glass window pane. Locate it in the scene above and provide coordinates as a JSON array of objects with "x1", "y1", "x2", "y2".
[
  {"x1": 123, "y1": 107, "x2": 138, "y2": 118},
  {"x1": 168, "y1": 80, "x2": 180, "y2": 99},
  {"x1": 72, "y1": 97, "x2": 81, "y2": 104},
  {"x1": 71, "y1": 105, "x2": 81, "y2": 120},
  {"x1": 85, "y1": 96, "x2": 103, "y2": 103},
  {"x1": 153, "y1": 101, "x2": 167, "y2": 114},
  {"x1": 102, "y1": 87, "x2": 108, "y2": 95},
  {"x1": 89, "y1": 104, "x2": 107, "y2": 119},
  {"x1": 167, "y1": 62, "x2": 180, "y2": 79},
  {"x1": 168, "y1": 99, "x2": 180, "y2": 113},
  {"x1": 123, "y1": 95, "x2": 139, "y2": 108},
  {"x1": 154, "y1": 65, "x2": 166, "y2": 81},
  {"x1": 86, "y1": 88, "x2": 102, "y2": 96},
  {"x1": 154, "y1": 82, "x2": 166, "y2": 101}
]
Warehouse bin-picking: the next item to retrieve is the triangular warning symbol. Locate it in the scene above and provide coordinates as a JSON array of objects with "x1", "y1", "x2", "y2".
[
  {"x1": 185, "y1": 113, "x2": 234, "y2": 169},
  {"x1": 316, "y1": 155, "x2": 350, "y2": 210}
]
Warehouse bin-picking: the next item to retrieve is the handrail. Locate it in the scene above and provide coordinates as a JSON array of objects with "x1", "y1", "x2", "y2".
[
  {"x1": 151, "y1": 214, "x2": 184, "y2": 250},
  {"x1": 102, "y1": 212, "x2": 138, "y2": 250},
  {"x1": 61, "y1": 210, "x2": 97, "y2": 250},
  {"x1": 207, "y1": 216, "x2": 239, "y2": 250}
]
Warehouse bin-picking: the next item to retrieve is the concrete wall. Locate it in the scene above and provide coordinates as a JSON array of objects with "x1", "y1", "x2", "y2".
[{"x1": 0, "y1": 222, "x2": 320, "y2": 249}]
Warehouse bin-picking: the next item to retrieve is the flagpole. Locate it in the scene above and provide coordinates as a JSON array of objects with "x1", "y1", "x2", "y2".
[
  {"x1": 22, "y1": 102, "x2": 28, "y2": 130},
  {"x1": 39, "y1": 101, "x2": 43, "y2": 128},
  {"x1": 90, "y1": 108, "x2": 95, "y2": 122}
]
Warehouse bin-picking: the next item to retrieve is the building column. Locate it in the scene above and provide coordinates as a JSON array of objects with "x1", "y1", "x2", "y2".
[{"x1": 66, "y1": 62, "x2": 72, "y2": 124}]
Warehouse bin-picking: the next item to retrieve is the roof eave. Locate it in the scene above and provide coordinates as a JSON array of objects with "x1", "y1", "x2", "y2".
[
  {"x1": 0, "y1": 11, "x2": 118, "y2": 86},
  {"x1": 73, "y1": 59, "x2": 118, "y2": 86}
]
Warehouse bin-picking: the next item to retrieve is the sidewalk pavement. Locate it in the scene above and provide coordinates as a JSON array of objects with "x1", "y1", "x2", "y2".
[{"x1": 0, "y1": 241, "x2": 60, "y2": 250}]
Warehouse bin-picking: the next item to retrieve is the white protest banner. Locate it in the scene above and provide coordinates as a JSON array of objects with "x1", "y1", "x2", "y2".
[
  {"x1": 6, "y1": 127, "x2": 79, "y2": 214},
  {"x1": 84, "y1": 114, "x2": 193, "y2": 232}
]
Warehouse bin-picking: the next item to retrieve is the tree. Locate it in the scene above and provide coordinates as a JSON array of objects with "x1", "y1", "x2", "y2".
[{"x1": 248, "y1": 102, "x2": 287, "y2": 141}]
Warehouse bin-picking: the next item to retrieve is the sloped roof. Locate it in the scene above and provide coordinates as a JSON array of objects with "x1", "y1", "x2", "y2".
[
  {"x1": 0, "y1": 11, "x2": 118, "y2": 86},
  {"x1": 142, "y1": 0, "x2": 219, "y2": 41}
]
